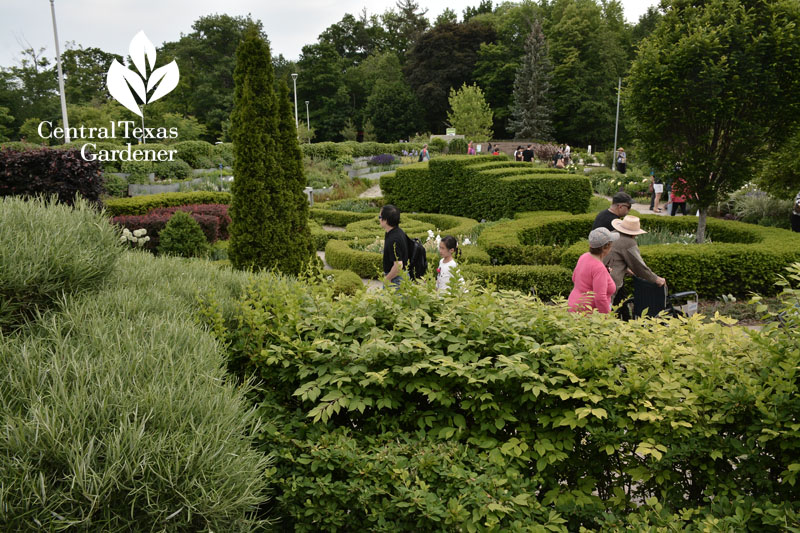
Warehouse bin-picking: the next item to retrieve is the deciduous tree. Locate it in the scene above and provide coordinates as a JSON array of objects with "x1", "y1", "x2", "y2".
[
  {"x1": 447, "y1": 83, "x2": 493, "y2": 142},
  {"x1": 627, "y1": 0, "x2": 800, "y2": 242}
]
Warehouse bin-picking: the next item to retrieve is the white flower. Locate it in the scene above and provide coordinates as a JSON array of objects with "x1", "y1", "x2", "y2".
[
  {"x1": 435, "y1": 235, "x2": 441, "y2": 246},
  {"x1": 463, "y1": 238, "x2": 472, "y2": 245},
  {"x1": 120, "y1": 235, "x2": 128, "y2": 242},
  {"x1": 133, "y1": 228, "x2": 147, "y2": 237}
]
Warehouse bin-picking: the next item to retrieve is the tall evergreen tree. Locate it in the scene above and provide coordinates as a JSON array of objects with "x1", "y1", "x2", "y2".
[
  {"x1": 509, "y1": 20, "x2": 553, "y2": 140},
  {"x1": 228, "y1": 27, "x2": 312, "y2": 274}
]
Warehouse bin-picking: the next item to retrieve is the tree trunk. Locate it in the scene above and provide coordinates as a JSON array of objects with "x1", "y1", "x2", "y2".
[{"x1": 696, "y1": 207, "x2": 707, "y2": 243}]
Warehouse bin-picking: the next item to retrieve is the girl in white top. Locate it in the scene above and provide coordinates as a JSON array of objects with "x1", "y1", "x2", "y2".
[{"x1": 436, "y1": 235, "x2": 464, "y2": 291}]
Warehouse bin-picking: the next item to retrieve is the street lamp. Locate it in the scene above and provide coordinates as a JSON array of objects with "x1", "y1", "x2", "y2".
[
  {"x1": 291, "y1": 73, "x2": 299, "y2": 131},
  {"x1": 50, "y1": 0, "x2": 70, "y2": 143},
  {"x1": 305, "y1": 100, "x2": 310, "y2": 142}
]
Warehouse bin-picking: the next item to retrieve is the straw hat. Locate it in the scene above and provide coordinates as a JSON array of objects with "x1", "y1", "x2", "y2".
[
  {"x1": 612, "y1": 215, "x2": 647, "y2": 235},
  {"x1": 617, "y1": 147, "x2": 625, "y2": 151}
]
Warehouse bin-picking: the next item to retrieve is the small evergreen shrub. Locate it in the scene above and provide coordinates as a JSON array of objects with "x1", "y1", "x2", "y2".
[
  {"x1": 120, "y1": 160, "x2": 154, "y2": 183},
  {"x1": 0, "y1": 196, "x2": 122, "y2": 330},
  {"x1": 428, "y1": 137, "x2": 447, "y2": 153},
  {"x1": 0, "y1": 147, "x2": 104, "y2": 205},
  {"x1": 149, "y1": 204, "x2": 231, "y2": 239},
  {"x1": 157, "y1": 211, "x2": 211, "y2": 257}
]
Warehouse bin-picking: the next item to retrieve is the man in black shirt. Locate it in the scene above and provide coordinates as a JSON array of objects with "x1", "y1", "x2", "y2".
[
  {"x1": 522, "y1": 144, "x2": 534, "y2": 162},
  {"x1": 379, "y1": 204, "x2": 409, "y2": 289},
  {"x1": 592, "y1": 192, "x2": 633, "y2": 232}
]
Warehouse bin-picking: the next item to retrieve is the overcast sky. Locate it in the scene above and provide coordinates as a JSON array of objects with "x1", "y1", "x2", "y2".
[{"x1": 1, "y1": 0, "x2": 657, "y2": 69}]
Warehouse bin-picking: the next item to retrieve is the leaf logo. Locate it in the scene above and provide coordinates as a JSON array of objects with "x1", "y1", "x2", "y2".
[{"x1": 106, "y1": 31, "x2": 179, "y2": 117}]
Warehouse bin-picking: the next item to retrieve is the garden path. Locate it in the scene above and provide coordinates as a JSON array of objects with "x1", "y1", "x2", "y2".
[
  {"x1": 599, "y1": 194, "x2": 674, "y2": 217},
  {"x1": 359, "y1": 183, "x2": 382, "y2": 198}
]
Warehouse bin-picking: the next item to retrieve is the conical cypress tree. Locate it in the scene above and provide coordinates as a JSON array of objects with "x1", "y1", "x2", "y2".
[
  {"x1": 509, "y1": 20, "x2": 554, "y2": 141},
  {"x1": 228, "y1": 27, "x2": 312, "y2": 274},
  {"x1": 276, "y1": 80, "x2": 314, "y2": 273}
]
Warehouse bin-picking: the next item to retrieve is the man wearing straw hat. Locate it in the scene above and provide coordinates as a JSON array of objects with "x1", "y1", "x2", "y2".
[{"x1": 604, "y1": 215, "x2": 665, "y2": 301}]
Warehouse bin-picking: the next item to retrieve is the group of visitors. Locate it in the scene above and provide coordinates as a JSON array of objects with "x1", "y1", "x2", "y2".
[
  {"x1": 379, "y1": 204, "x2": 462, "y2": 291},
  {"x1": 568, "y1": 192, "x2": 666, "y2": 315}
]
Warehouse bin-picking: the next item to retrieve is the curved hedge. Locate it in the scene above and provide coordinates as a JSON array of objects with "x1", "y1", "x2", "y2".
[
  {"x1": 474, "y1": 212, "x2": 800, "y2": 297},
  {"x1": 380, "y1": 156, "x2": 592, "y2": 220},
  {"x1": 104, "y1": 191, "x2": 232, "y2": 216},
  {"x1": 323, "y1": 213, "x2": 485, "y2": 277}
]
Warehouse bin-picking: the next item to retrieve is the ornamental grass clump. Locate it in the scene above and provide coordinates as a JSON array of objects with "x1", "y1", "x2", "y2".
[
  {"x1": 0, "y1": 195, "x2": 122, "y2": 330},
  {"x1": 0, "y1": 242, "x2": 272, "y2": 530}
]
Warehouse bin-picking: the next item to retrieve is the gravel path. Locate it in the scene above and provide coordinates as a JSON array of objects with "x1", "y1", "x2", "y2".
[{"x1": 359, "y1": 184, "x2": 382, "y2": 198}]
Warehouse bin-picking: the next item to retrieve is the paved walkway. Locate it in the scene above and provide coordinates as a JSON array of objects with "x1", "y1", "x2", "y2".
[
  {"x1": 599, "y1": 194, "x2": 694, "y2": 217},
  {"x1": 359, "y1": 183, "x2": 382, "y2": 198}
]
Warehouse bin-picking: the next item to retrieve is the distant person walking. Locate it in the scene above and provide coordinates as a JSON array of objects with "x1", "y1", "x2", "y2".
[
  {"x1": 648, "y1": 171, "x2": 663, "y2": 212},
  {"x1": 564, "y1": 144, "x2": 571, "y2": 164},
  {"x1": 670, "y1": 177, "x2": 688, "y2": 216},
  {"x1": 616, "y1": 147, "x2": 627, "y2": 174},
  {"x1": 514, "y1": 146, "x2": 523, "y2": 161},
  {"x1": 522, "y1": 144, "x2": 534, "y2": 163},
  {"x1": 418, "y1": 144, "x2": 430, "y2": 162},
  {"x1": 467, "y1": 141, "x2": 476, "y2": 155},
  {"x1": 792, "y1": 190, "x2": 800, "y2": 232},
  {"x1": 592, "y1": 192, "x2": 633, "y2": 232}
]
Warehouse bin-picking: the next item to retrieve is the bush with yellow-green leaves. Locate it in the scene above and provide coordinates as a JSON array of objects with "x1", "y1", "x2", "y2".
[{"x1": 204, "y1": 263, "x2": 800, "y2": 531}]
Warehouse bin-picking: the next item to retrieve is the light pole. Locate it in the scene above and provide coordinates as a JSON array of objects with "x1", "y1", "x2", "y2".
[
  {"x1": 305, "y1": 100, "x2": 310, "y2": 142},
  {"x1": 612, "y1": 77, "x2": 621, "y2": 172},
  {"x1": 50, "y1": 0, "x2": 70, "y2": 143},
  {"x1": 291, "y1": 73, "x2": 299, "y2": 131}
]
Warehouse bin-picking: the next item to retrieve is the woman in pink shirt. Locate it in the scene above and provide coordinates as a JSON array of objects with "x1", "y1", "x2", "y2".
[{"x1": 568, "y1": 227, "x2": 618, "y2": 314}]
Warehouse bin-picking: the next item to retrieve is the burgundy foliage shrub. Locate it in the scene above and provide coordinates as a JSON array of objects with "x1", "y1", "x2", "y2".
[
  {"x1": 112, "y1": 212, "x2": 219, "y2": 251},
  {"x1": 149, "y1": 204, "x2": 231, "y2": 239},
  {"x1": 0, "y1": 147, "x2": 104, "y2": 205}
]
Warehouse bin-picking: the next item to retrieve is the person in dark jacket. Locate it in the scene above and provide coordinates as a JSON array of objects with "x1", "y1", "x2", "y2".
[{"x1": 592, "y1": 192, "x2": 633, "y2": 232}]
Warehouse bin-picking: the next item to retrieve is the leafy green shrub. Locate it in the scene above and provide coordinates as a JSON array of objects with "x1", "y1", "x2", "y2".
[
  {"x1": 461, "y1": 263, "x2": 573, "y2": 298},
  {"x1": 0, "y1": 250, "x2": 271, "y2": 530},
  {"x1": 321, "y1": 269, "x2": 364, "y2": 295},
  {"x1": 212, "y1": 142, "x2": 234, "y2": 167},
  {"x1": 172, "y1": 140, "x2": 214, "y2": 168},
  {"x1": 0, "y1": 196, "x2": 122, "y2": 330},
  {"x1": 152, "y1": 158, "x2": 192, "y2": 181},
  {"x1": 381, "y1": 156, "x2": 591, "y2": 220},
  {"x1": 428, "y1": 137, "x2": 447, "y2": 153},
  {"x1": 102, "y1": 173, "x2": 128, "y2": 198},
  {"x1": 447, "y1": 137, "x2": 468, "y2": 154},
  {"x1": 104, "y1": 191, "x2": 231, "y2": 216},
  {"x1": 206, "y1": 270, "x2": 800, "y2": 531},
  {"x1": 157, "y1": 211, "x2": 210, "y2": 257},
  {"x1": 120, "y1": 160, "x2": 153, "y2": 183},
  {"x1": 302, "y1": 141, "x2": 353, "y2": 160}
]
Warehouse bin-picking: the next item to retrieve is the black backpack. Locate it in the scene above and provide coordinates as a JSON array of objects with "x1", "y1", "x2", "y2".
[{"x1": 405, "y1": 236, "x2": 427, "y2": 280}]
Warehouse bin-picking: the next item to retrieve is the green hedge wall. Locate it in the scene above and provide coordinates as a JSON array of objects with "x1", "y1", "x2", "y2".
[
  {"x1": 380, "y1": 156, "x2": 591, "y2": 220},
  {"x1": 475, "y1": 212, "x2": 800, "y2": 298},
  {"x1": 301, "y1": 141, "x2": 429, "y2": 160},
  {"x1": 461, "y1": 264, "x2": 574, "y2": 300},
  {"x1": 104, "y1": 192, "x2": 232, "y2": 216}
]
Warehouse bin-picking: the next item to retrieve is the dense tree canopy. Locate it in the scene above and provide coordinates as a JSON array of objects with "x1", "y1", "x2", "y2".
[
  {"x1": 626, "y1": 0, "x2": 800, "y2": 242},
  {"x1": 0, "y1": 1, "x2": 668, "y2": 145},
  {"x1": 404, "y1": 21, "x2": 497, "y2": 134}
]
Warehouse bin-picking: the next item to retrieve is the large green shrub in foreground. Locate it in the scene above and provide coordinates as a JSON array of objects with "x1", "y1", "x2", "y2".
[
  {"x1": 0, "y1": 201, "x2": 271, "y2": 530},
  {"x1": 0, "y1": 196, "x2": 122, "y2": 330},
  {"x1": 228, "y1": 27, "x2": 312, "y2": 274},
  {"x1": 206, "y1": 270, "x2": 800, "y2": 530}
]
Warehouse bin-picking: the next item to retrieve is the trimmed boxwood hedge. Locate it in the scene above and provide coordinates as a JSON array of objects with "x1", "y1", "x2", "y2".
[
  {"x1": 104, "y1": 191, "x2": 232, "y2": 216},
  {"x1": 460, "y1": 264, "x2": 574, "y2": 300},
  {"x1": 380, "y1": 156, "x2": 591, "y2": 220},
  {"x1": 475, "y1": 212, "x2": 800, "y2": 298}
]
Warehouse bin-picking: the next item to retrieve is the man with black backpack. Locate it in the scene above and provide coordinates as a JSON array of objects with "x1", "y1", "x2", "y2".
[{"x1": 379, "y1": 205, "x2": 427, "y2": 289}]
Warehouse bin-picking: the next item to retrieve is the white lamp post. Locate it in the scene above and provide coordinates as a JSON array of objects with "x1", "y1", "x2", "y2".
[
  {"x1": 50, "y1": 0, "x2": 70, "y2": 143},
  {"x1": 291, "y1": 73, "x2": 299, "y2": 131},
  {"x1": 305, "y1": 100, "x2": 310, "y2": 142}
]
